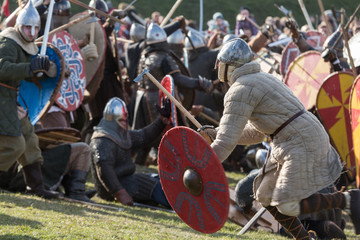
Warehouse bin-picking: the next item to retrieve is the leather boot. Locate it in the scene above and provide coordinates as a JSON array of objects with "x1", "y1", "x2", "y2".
[
  {"x1": 66, "y1": 170, "x2": 93, "y2": 203},
  {"x1": 349, "y1": 189, "x2": 360, "y2": 234},
  {"x1": 22, "y1": 162, "x2": 59, "y2": 199}
]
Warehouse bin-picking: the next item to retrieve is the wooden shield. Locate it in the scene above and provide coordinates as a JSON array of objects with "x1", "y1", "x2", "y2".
[
  {"x1": 159, "y1": 75, "x2": 178, "y2": 127},
  {"x1": 281, "y1": 31, "x2": 326, "y2": 77},
  {"x1": 35, "y1": 127, "x2": 81, "y2": 150},
  {"x1": 284, "y1": 51, "x2": 331, "y2": 110},
  {"x1": 316, "y1": 72, "x2": 356, "y2": 179},
  {"x1": 18, "y1": 43, "x2": 65, "y2": 125},
  {"x1": 158, "y1": 126, "x2": 229, "y2": 233},
  {"x1": 49, "y1": 30, "x2": 86, "y2": 111},
  {"x1": 68, "y1": 12, "x2": 107, "y2": 102},
  {"x1": 350, "y1": 74, "x2": 360, "y2": 188}
]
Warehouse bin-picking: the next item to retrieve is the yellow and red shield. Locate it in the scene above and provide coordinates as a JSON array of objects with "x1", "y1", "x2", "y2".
[
  {"x1": 316, "y1": 72, "x2": 356, "y2": 180},
  {"x1": 350, "y1": 74, "x2": 360, "y2": 188},
  {"x1": 285, "y1": 51, "x2": 331, "y2": 110}
]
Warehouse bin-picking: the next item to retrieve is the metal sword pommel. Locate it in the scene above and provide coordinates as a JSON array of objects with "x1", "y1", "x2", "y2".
[{"x1": 133, "y1": 68, "x2": 150, "y2": 82}]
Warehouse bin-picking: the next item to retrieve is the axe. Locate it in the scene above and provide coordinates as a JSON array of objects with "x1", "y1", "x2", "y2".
[{"x1": 134, "y1": 69, "x2": 202, "y2": 129}]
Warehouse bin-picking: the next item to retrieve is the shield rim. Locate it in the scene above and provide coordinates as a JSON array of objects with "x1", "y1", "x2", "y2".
[
  {"x1": 284, "y1": 50, "x2": 331, "y2": 110},
  {"x1": 158, "y1": 126, "x2": 229, "y2": 234},
  {"x1": 49, "y1": 30, "x2": 87, "y2": 111},
  {"x1": 315, "y1": 71, "x2": 356, "y2": 179},
  {"x1": 29, "y1": 43, "x2": 65, "y2": 124},
  {"x1": 349, "y1": 74, "x2": 360, "y2": 188},
  {"x1": 280, "y1": 30, "x2": 326, "y2": 77}
]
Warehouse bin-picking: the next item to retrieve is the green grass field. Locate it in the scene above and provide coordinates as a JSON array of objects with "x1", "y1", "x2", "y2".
[{"x1": 0, "y1": 165, "x2": 358, "y2": 239}]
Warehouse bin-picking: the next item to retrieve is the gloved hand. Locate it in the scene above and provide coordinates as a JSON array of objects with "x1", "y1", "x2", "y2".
[
  {"x1": 156, "y1": 98, "x2": 171, "y2": 118},
  {"x1": 321, "y1": 48, "x2": 338, "y2": 62},
  {"x1": 30, "y1": 55, "x2": 50, "y2": 75},
  {"x1": 191, "y1": 105, "x2": 204, "y2": 116},
  {"x1": 285, "y1": 18, "x2": 300, "y2": 40},
  {"x1": 111, "y1": 9, "x2": 127, "y2": 19},
  {"x1": 114, "y1": 189, "x2": 133, "y2": 206},
  {"x1": 106, "y1": 10, "x2": 127, "y2": 26},
  {"x1": 198, "y1": 75, "x2": 214, "y2": 93},
  {"x1": 261, "y1": 24, "x2": 275, "y2": 39},
  {"x1": 174, "y1": 15, "x2": 186, "y2": 32},
  {"x1": 197, "y1": 125, "x2": 216, "y2": 144},
  {"x1": 44, "y1": 61, "x2": 57, "y2": 78}
]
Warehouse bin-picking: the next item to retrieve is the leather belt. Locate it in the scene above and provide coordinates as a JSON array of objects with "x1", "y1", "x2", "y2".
[
  {"x1": 262, "y1": 109, "x2": 307, "y2": 175},
  {"x1": 270, "y1": 109, "x2": 306, "y2": 140}
]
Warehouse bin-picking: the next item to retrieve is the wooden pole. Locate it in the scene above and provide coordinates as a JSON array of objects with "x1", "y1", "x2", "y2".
[
  {"x1": 144, "y1": 71, "x2": 202, "y2": 129},
  {"x1": 298, "y1": 0, "x2": 314, "y2": 30},
  {"x1": 160, "y1": 0, "x2": 183, "y2": 27},
  {"x1": 36, "y1": 14, "x2": 91, "y2": 42},
  {"x1": 317, "y1": 0, "x2": 332, "y2": 35},
  {"x1": 68, "y1": 0, "x2": 125, "y2": 25},
  {"x1": 245, "y1": 16, "x2": 260, "y2": 30}
]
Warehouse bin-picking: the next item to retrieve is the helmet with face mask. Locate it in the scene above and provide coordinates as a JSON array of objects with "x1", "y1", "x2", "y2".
[
  {"x1": 103, "y1": 97, "x2": 128, "y2": 129},
  {"x1": 146, "y1": 22, "x2": 167, "y2": 45},
  {"x1": 216, "y1": 38, "x2": 253, "y2": 84},
  {"x1": 130, "y1": 22, "x2": 145, "y2": 42},
  {"x1": 15, "y1": 0, "x2": 41, "y2": 42},
  {"x1": 89, "y1": 0, "x2": 108, "y2": 23}
]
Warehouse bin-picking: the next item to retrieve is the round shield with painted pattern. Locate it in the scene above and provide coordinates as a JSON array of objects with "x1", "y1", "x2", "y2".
[
  {"x1": 281, "y1": 31, "x2": 326, "y2": 77},
  {"x1": 159, "y1": 75, "x2": 178, "y2": 127},
  {"x1": 284, "y1": 50, "x2": 331, "y2": 110},
  {"x1": 68, "y1": 12, "x2": 107, "y2": 102},
  {"x1": 349, "y1": 74, "x2": 360, "y2": 188},
  {"x1": 49, "y1": 30, "x2": 86, "y2": 111},
  {"x1": 18, "y1": 43, "x2": 65, "y2": 125},
  {"x1": 316, "y1": 72, "x2": 356, "y2": 179},
  {"x1": 158, "y1": 126, "x2": 229, "y2": 233}
]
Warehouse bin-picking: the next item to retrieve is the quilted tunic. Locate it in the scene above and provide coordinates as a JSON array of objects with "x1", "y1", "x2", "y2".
[{"x1": 211, "y1": 61, "x2": 342, "y2": 206}]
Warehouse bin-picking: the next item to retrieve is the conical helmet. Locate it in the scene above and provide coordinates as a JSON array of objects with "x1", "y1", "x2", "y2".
[
  {"x1": 217, "y1": 38, "x2": 253, "y2": 66},
  {"x1": 146, "y1": 22, "x2": 167, "y2": 45},
  {"x1": 103, "y1": 97, "x2": 128, "y2": 128},
  {"x1": 184, "y1": 29, "x2": 206, "y2": 49},
  {"x1": 130, "y1": 22, "x2": 145, "y2": 42},
  {"x1": 15, "y1": 0, "x2": 40, "y2": 39}
]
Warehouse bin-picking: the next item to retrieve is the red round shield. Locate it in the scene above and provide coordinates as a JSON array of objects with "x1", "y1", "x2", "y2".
[
  {"x1": 49, "y1": 30, "x2": 86, "y2": 111},
  {"x1": 280, "y1": 31, "x2": 326, "y2": 77},
  {"x1": 159, "y1": 75, "x2": 178, "y2": 127},
  {"x1": 350, "y1": 74, "x2": 360, "y2": 188},
  {"x1": 284, "y1": 50, "x2": 331, "y2": 110},
  {"x1": 316, "y1": 72, "x2": 356, "y2": 179},
  {"x1": 158, "y1": 126, "x2": 229, "y2": 233}
]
